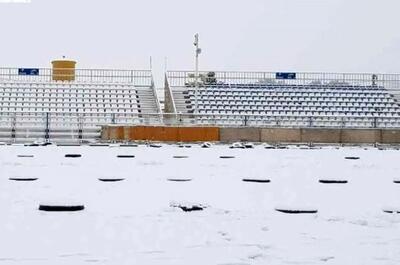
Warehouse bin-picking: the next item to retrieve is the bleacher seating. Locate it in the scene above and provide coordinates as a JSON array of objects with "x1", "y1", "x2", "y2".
[
  {"x1": 0, "y1": 78, "x2": 160, "y2": 142},
  {"x1": 171, "y1": 83, "x2": 400, "y2": 128}
]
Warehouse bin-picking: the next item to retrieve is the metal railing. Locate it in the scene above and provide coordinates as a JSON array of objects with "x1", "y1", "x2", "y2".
[
  {"x1": 0, "y1": 112, "x2": 163, "y2": 127},
  {"x1": 162, "y1": 113, "x2": 400, "y2": 129},
  {"x1": 1, "y1": 112, "x2": 399, "y2": 142},
  {"x1": 164, "y1": 74, "x2": 177, "y2": 113},
  {"x1": 0, "y1": 112, "x2": 164, "y2": 142},
  {"x1": 1, "y1": 112, "x2": 399, "y2": 132},
  {"x1": 150, "y1": 75, "x2": 162, "y2": 113},
  {"x1": 166, "y1": 71, "x2": 400, "y2": 91},
  {"x1": 0, "y1": 67, "x2": 153, "y2": 85}
]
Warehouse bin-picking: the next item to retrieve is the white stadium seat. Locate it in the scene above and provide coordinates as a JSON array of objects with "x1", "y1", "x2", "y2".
[
  {"x1": 0, "y1": 78, "x2": 160, "y2": 142},
  {"x1": 172, "y1": 82, "x2": 400, "y2": 128}
]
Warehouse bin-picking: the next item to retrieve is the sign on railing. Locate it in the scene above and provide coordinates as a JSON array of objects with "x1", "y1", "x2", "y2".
[
  {"x1": 167, "y1": 71, "x2": 400, "y2": 88},
  {"x1": 276, "y1": 72, "x2": 296, "y2": 80},
  {"x1": 0, "y1": 67, "x2": 153, "y2": 85},
  {"x1": 18, "y1": 68, "x2": 39, "y2": 76}
]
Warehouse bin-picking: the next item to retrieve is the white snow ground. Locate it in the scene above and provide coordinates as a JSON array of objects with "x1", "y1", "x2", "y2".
[{"x1": 0, "y1": 144, "x2": 400, "y2": 265}]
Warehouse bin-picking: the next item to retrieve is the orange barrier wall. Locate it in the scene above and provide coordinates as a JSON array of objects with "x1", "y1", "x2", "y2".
[
  {"x1": 102, "y1": 125, "x2": 400, "y2": 144},
  {"x1": 103, "y1": 125, "x2": 220, "y2": 142},
  {"x1": 178, "y1": 127, "x2": 219, "y2": 142},
  {"x1": 133, "y1": 126, "x2": 180, "y2": 141},
  {"x1": 102, "y1": 126, "x2": 124, "y2": 141}
]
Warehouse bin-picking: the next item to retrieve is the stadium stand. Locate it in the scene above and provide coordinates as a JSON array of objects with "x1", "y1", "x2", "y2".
[
  {"x1": 0, "y1": 64, "x2": 160, "y2": 142},
  {"x1": 165, "y1": 71, "x2": 400, "y2": 128}
]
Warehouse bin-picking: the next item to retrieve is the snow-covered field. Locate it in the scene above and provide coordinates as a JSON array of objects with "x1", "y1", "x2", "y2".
[{"x1": 1, "y1": 143, "x2": 400, "y2": 265}]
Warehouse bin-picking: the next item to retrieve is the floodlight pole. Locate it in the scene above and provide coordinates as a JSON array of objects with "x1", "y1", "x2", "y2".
[{"x1": 194, "y1": 33, "x2": 201, "y2": 114}]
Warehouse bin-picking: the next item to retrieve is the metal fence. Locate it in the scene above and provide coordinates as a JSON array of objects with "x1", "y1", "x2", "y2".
[
  {"x1": 0, "y1": 112, "x2": 163, "y2": 128},
  {"x1": 166, "y1": 71, "x2": 400, "y2": 91},
  {"x1": 0, "y1": 112, "x2": 164, "y2": 142},
  {"x1": 0, "y1": 67, "x2": 153, "y2": 85},
  {"x1": 161, "y1": 113, "x2": 400, "y2": 129},
  {"x1": 1, "y1": 112, "x2": 399, "y2": 132}
]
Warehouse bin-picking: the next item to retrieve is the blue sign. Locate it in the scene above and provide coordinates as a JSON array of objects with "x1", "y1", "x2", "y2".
[
  {"x1": 18, "y1": 68, "x2": 39, "y2": 76},
  {"x1": 276, "y1": 72, "x2": 296, "y2": 80}
]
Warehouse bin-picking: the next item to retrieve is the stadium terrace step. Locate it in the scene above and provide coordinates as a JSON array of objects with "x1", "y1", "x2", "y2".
[
  {"x1": 168, "y1": 75, "x2": 400, "y2": 128},
  {"x1": 0, "y1": 71, "x2": 160, "y2": 142}
]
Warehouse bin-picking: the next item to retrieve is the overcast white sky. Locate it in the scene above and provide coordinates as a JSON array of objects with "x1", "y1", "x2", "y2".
[{"x1": 0, "y1": 0, "x2": 399, "y2": 84}]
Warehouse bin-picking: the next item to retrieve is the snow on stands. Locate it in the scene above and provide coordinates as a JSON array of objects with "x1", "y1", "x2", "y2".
[{"x1": 0, "y1": 144, "x2": 400, "y2": 264}]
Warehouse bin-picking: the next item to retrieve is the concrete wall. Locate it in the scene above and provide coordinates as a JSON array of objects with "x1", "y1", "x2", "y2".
[
  {"x1": 380, "y1": 130, "x2": 400, "y2": 144},
  {"x1": 261, "y1": 128, "x2": 301, "y2": 142},
  {"x1": 301, "y1": 129, "x2": 341, "y2": 143},
  {"x1": 220, "y1": 127, "x2": 260, "y2": 142},
  {"x1": 340, "y1": 129, "x2": 381, "y2": 144},
  {"x1": 101, "y1": 125, "x2": 400, "y2": 144},
  {"x1": 163, "y1": 75, "x2": 175, "y2": 113}
]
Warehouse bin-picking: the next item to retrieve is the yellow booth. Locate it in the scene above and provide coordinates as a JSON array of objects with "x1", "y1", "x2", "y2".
[{"x1": 52, "y1": 59, "x2": 76, "y2": 81}]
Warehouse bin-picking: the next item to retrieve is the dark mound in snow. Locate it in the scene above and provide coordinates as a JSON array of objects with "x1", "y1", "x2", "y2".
[
  {"x1": 393, "y1": 180, "x2": 400, "y2": 184},
  {"x1": 120, "y1": 144, "x2": 139, "y2": 147},
  {"x1": 275, "y1": 208, "x2": 318, "y2": 214},
  {"x1": 383, "y1": 209, "x2": 400, "y2": 214},
  {"x1": 39, "y1": 204, "x2": 84, "y2": 212},
  {"x1": 98, "y1": 178, "x2": 125, "y2": 182},
  {"x1": 9, "y1": 177, "x2": 38, "y2": 182},
  {"x1": 173, "y1": 156, "x2": 189, "y2": 159},
  {"x1": 24, "y1": 143, "x2": 40, "y2": 147},
  {"x1": 167, "y1": 178, "x2": 192, "y2": 182},
  {"x1": 276, "y1": 145, "x2": 288, "y2": 149},
  {"x1": 179, "y1": 205, "x2": 204, "y2": 212},
  {"x1": 345, "y1": 157, "x2": 360, "y2": 160},
  {"x1": 117, "y1": 155, "x2": 135, "y2": 158},
  {"x1": 201, "y1": 142, "x2": 212, "y2": 148},
  {"x1": 242, "y1": 178, "x2": 271, "y2": 183},
  {"x1": 319, "y1": 179, "x2": 348, "y2": 184},
  {"x1": 65, "y1": 154, "x2": 82, "y2": 158},
  {"x1": 220, "y1": 156, "x2": 235, "y2": 159},
  {"x1": 171, "y1": 202, "x2": 205, "y2": 212},
  {"x1": 244, "y1": 143, "x2": 255, "y2": 149}
]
